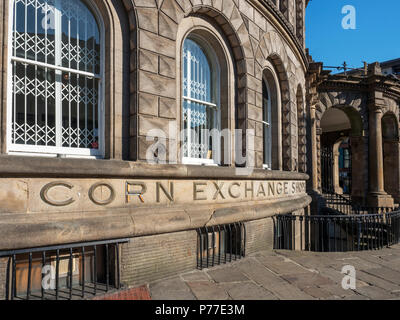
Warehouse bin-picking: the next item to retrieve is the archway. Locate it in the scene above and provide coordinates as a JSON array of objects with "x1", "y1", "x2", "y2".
[
  {"x1": 382, "y1": 113, "x2": 400, "y2": 202},
  {"x1": 333, "y1": 137, "x2": 352, "y2": 195},
  {"x1": 320, "y1": 108, "x2": 351, "y2": 193},
  {"x1": 319, "y1": 106, "x2": 364, "y2": 201}
]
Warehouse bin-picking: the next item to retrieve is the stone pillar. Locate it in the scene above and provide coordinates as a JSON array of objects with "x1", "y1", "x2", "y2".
[
  {"x1": 383, "y1": 140, "x2": 400, "y2": 203},
  {"x1": 307, "y1": 105, "x2": 318, "y2": 191},
  {"x1": 332, "y1": 148, "x2": 343, "y2": 194},
  {"x1": 350, "y1": 136, "x2": 367, "y2": 205},
  {"x1": 368, "y1": 104, "x2": 394, "y2": 207}
]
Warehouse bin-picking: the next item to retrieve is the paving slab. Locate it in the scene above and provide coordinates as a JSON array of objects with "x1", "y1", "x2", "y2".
[
  {"x1": 319, "y1": 284, "x2": 358, "y2": 299},
  {"x1": 181, "y1": 271, "x2": 210, "y2": 282},
  {"x1": 186, "y1": 281, "x2": 230, "y2": 300},
  {"x1": 265, "y1": 282, "x2": 315, "y2": 300},
  {"x1": 280, "y1": 272, "x2": 335, "y2": 290},
  {"x1": 221, "y1": 282, "x2": 278, "y2": 300},
  {"x1": 255, "y1": 255, "x2": 310, "y2": 275},
  {"x1": 356, "y1": 270, "x2": 400, "y2": 292},
  {"x1": 148, "y1": 245, "x2": 400, "y2": 300},
  {"x1": 334, "y1": 256, "x2": 383, "y2": 271},
  {"x1": 302, "y1": 286, "x2": 334, "y2": 299},
  {"x1": 207, "y1": 267, "x2": 249, "y2": 283},
  {"x1": 234, "y1": 259, "x2": 290, "y2": 289},
  {"x1": 150, "y1": 277, "x2": 196, "y2": 300},
  {"x1": 362, "y1": 267, "x2": 400, "y2": 285},
  {"x1": 355, "y1": 285, "x2": 396, "y2": 299}
]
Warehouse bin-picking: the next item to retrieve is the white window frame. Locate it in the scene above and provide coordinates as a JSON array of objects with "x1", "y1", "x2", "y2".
[
  {"x1": 6, "y1": 0, "x2": 105, "y2": 159},
  {"x1": 181, "y1": 35, "x2": 221, "y2": 166},
  {"x1": 263, "y1": 78, "x2": 272, "y2": 170}
]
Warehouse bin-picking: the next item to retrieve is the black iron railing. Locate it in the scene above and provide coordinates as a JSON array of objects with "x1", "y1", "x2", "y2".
[
  {"x1": 322, "y1": 191, "x2": 394, "y2": 216},
  {"x1": 197, "y1": 223, "x2": 245, "y2": 270},
  {"x1": 323, "y1": 192, "x2": 355, "y2": 215},
  {"x1": 273, "y1": 211, "x2": 400, "y2": 252},
  {"x1": 1, "y1": 238, "x2": 129, "y2": 300}
]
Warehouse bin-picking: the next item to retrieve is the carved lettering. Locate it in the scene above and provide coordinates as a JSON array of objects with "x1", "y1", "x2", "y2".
[
  {"x1": 156, "y1": 182, "x2": 174, "y2": 202},
  {"x1": 228, "y1": 182, "x2": 241, "y2": 199},
  {"x1": 257, "y1": 182, "x2": 266, "y2": 197},
  {"x1": 213, "y1": 182, "x2": 225, "y2": 200},
  {"x1": 284, "y1": 182, "x2": 289, "y2": 195},
  {"x1": 277, "y1": 182, "x2": 283, "y2": 195},
  {"x1": 126, "y1": 181, "x2": 147, "y2": 203},
  {"x1": 193, "y1": 182, "x2": 207, "y2": 201},
  {"x1": 268, "y1": 182, "x2": 275, "y2": 196},
  {"x1": 245, "y1": 181, "x2": 254, "y2": 198},
  {"x1": 89, "y1": 182, "x2": 115, "y2": 206},
  {"x1": 38, "y1": 179, "x2": 307, "y2": 209},
  {"x1": 40, "y1": 182, "x2": 75, "y2": 207}
]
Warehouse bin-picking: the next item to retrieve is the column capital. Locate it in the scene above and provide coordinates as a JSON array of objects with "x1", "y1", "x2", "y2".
[
  {"x1": 368, "y1": 102, "x2": 385, "y2": 113},
  {"x1": 368, "y1": 91, "x2": 385, "y2": 111}
]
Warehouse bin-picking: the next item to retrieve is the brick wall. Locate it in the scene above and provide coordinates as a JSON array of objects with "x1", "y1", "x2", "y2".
[
  {"x1": 244, "y1": 217, "x2": 275, "y2": 254},
  {"x1": 0, "y1": 258, "x2": 8, "y2": 300},
  {"x1": 121, "y1": 230, "x2": 197, "y2": 288}
]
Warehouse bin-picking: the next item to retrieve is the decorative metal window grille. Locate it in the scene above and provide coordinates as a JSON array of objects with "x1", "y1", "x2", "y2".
[
  {"x1": 182, "y1": 38, "x2": 220, "y2": 164},
  {"x1": 8, "y1": 0, "x2": 103, "y2": 157},
  {"x1": 2, "y1": 239, "x2": 128, "y2": 300},
  {"x1": 197, "y1": 223, "x2": 246, "y2": 270},
  {"x1": 262, "y1": 79, "x2": 272, "y2": 169}
]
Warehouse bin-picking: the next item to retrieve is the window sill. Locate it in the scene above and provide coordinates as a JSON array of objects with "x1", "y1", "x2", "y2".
[
  {"x1": 182, "y1": 157, "x2": 219, "y2": 166},
  {"x1": 8, "y1": 151, "x2": 103, "y2": 160}
]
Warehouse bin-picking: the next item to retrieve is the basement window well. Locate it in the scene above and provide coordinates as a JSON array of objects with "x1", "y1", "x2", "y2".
[
  {"x1": 197, "y1": 223, "x2": 246, "y2": 270},
  {"x1": 2, "y1": 238, "x2": 129, "y2": 300}
]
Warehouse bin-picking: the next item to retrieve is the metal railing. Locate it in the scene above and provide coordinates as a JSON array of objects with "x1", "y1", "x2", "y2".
[
  {"x1": 322, "y1": 191, "x2": 395, "y2": 216},
  {"x1": 1, "y1": 238, "x2": 129, "y2": 300},
  {"x1": 197, "y1": 223, "x2": 246, "y2": 270},
  {"x1": 323, "y1": 192, "x2": 355, "y2": 215},
  {"x1": 273, "y1": 211, "x2": 400, "y2": 252}
]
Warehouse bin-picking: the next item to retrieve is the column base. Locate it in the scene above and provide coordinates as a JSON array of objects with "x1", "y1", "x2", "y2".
[
  {"x1": 389, "y1": 194, "x2": 400, "y2": 206},
  {"x1": 334, "y1": 185, "x2": 343, "y2": 195},
  {"x1": 367, "y1": 193, "x2": 394, "y2": 208}
]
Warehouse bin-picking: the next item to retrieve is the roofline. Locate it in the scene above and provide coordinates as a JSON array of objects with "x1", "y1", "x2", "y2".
[{"x1": 380, "y1": 58, "x2": 400, "y2": 67}]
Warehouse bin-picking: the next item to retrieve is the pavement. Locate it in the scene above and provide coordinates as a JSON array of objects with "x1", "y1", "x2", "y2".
[{"x1": 148, "y1": 245, "x2": 400, "y2": 300}]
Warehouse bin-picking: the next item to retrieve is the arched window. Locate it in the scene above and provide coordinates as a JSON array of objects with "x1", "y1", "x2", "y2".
[
  {"x1": 8, "y1": 0, "x2": 103, "y2": 157},
  {"x1": 262, "y1": 79, "x2": 272, "y2": 169},
  {"x1": 262, "y1": 66, "x2": 281, "y2": 170},
  {"x1": 182, "y1": 37, "x2": 220, "y2": 165}
]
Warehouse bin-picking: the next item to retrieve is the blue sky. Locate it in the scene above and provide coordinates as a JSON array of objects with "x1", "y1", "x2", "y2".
[{"x1": 306, "y1": 0, "x2": 400, "y2": 70}]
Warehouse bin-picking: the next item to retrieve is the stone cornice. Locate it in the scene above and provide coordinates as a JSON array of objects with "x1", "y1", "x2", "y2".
[
  {"x1": 317, "y1": 76, "x2": 400, "y2": 102},
  {"x1": 250, "y1": 0, "x2": 308, "y2": 72},
  {"x1": 0, "y1": 155, "x2": 309, "y2": 181}
]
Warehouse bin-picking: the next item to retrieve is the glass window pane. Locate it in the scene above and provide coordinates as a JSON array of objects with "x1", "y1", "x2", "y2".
[
  {"x1": 10, "y1": 0, "x2": 101, "y2": 153},
  {"x1": 182, "y1": 38, "x2": 218, "y2": 161},
  {"x1": 263, "y1": 79, "x2": 272, "y2": 168}
]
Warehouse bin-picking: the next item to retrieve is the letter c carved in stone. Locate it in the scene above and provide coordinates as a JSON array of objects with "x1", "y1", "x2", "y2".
[{"x1": 40, "y1": 182, "x2": 75, "y2": 207}]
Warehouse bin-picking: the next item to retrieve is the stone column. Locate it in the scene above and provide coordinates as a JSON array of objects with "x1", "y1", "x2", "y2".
[
  {"x1": 368, "y1": 104, "x2": 394, "y2": 207},
  {"x1": 383, "y1": 139, "x2": 400, "y2": 203},
  {"x1": 350, "y1": 136, "x2": 367, "y2": 205},
  {"x1": 309, "y1": 104, "x2": 319, "y2": 191},
  {"x1": 332, "y1": 148, "x2": 343, "y2": 194}
]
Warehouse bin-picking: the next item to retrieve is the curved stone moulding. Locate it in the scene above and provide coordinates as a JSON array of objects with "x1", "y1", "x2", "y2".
[{"x1": 0, "y1": 194, "x2": 312, "y2": 251}]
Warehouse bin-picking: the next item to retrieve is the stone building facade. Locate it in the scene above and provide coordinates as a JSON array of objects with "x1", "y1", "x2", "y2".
[
  {"x1": 306, "y1": 59, "x2": 400, "y2": 208},
  {"x1": 0, "y1": 0, "x2": 310, "y2": 299}
]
